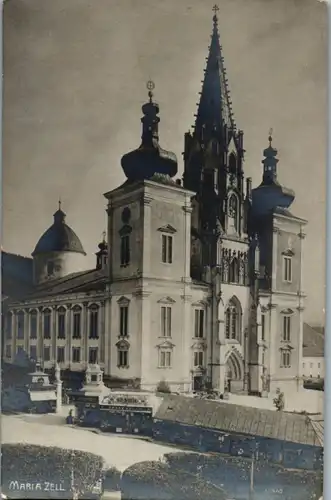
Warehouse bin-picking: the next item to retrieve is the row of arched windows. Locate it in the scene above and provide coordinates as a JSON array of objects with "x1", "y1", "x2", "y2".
[{"x1": 5, "y1": 304, "x2": 100, "y2": 341}]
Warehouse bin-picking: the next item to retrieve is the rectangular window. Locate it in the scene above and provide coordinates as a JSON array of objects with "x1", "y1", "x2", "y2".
[
  {"x1": 17, "y1": 312, "x2": 25, "y2": 339},
  {"x1": 89, "y1": 347, "x2": 98, "y2": 364},
  {"x1": 318, "y1": 362, "x2": 321, "y2": 369},
  {"x1": 282, "y1": 316, "x2": 291, "y2": 341},
  {"x1": 283, "y1": 256, "x2": 292, "y2": 282},
  {"x1": 261, "y1": 350, "x2": 265, "y2": 366},
  {"x1": 194, "y1": 351, "x2": 204, "y2": 367},
  {"x1": 73, "y1": 310, "x2": 81, "y2": 339},
  {"x1": 57, "y1": 347, "x2": 65, "y2": 363},
  {"x1": 57, "y1": 311, "x2": 66, "y2": 339},
  {"x1": 43, "y1": 311, "x2": 51, "y2": 339},
  {"x1": 30, "y1": 345, "x2": 37, "y2": 361},
  {"x1": 89, "y1": 309, "x2": 99, "y2": 339},
  {"x1": 118, "y1": 349, "x2": 129, "y2": 367},
  {"x1": 302, "y1": 362, "x2": 305, "y2": 368},
  {"x1": 5, "y1": 344, "x2": 11, "y2": 359},
  {"x1": 120, "y1": 306, "x2": 129, "y2": 337},
  {"x1": 261, "y1": 314, "x2": 266, "y2": 341},
  {"x1": 44, "y1": 346, "x2": 50, "y2": 362},
  {"x1": 161, "y1": 234, "x2": 173, "y2": 264},
  {"x1": 120, "y1": 235, "x2": 130, "y2": 266},
  {"x1": 310, "y1": 362, "x2": 313, "y2": 368},
  {"x1": 30, "y1": 312, "x2": 38, "y2": 339},
  {"x1": 161, "y1": 306, "x2": 172, "y2": 337},
  {"x1": 159, "y1": 350, "x2": 172, "y2": 368},
  {"x1": 194, "y1": 310, "x2": 204, "y2": 338},
  {"x1": 72, "y1": 347, "x2": 81, "y2": 363},
  {"x1": 281, "y1": 350, "x2": 291, "y2": 368}
]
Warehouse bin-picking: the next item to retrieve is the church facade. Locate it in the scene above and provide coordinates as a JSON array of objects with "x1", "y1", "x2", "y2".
[{"x1": 2, "y1": 10, "x2": 307, "y2": 397}]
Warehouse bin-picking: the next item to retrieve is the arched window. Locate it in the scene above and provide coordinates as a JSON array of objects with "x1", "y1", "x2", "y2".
[
  {"x1": 57, "y1": 307, "x2": 66, "y2": 339},
  {"x1": 229, "y1": 153, "x2": 237, "y2": 174},
  {"x1": 229, "y1": 257, "x2": 239, "y2": 283},
  {"x1": 29, "y1": 310, "x2": 38, "y2": 339},
  {"x1": 6, "y1": 312, "x2": 12, "y2": 339},
  {"x1": 225, "y1": 298, "x2": 241, "y2": 341},
  {"x1": 72, "y1": 305, "x2": 82, "y2": 339},
  {"x1": 43, "y1": 309, "x2": 52, "y2": 339},
  {"x1": 16, "y1": 311, "x2": 25, "y2": 339},
  {"x1": 89, "y1": 304, "x2": 99, "y2": 339}
]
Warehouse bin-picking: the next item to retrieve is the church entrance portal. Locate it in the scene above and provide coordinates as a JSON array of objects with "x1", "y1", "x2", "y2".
[{"x1": 225, "y1": 350, "x2": 244, "y2": 393}]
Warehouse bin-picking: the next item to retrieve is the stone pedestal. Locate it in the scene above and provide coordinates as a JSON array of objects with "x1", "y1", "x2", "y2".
[{"x1": 55, "y1": 363, "x2": 62, "y2": 413}]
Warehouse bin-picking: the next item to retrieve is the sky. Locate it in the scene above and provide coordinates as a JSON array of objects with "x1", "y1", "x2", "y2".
[{"x1": 2, "y1": 0, "x2": 327, "y2": 324}]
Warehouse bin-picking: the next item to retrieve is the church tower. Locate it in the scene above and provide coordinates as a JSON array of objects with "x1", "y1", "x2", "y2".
[
  {"x1": 183, "y1": 7, "x2": 249, "y2": 271},
  {"x1": 104, "y1": 82, "x2": 195, "y2": 392},
  {"x1": 183, "y1": 7, "x2": 253, "y2": 395}
]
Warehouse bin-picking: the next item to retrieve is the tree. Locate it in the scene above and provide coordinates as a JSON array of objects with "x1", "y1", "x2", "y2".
[
  {"x1": 121, "y1": 460, "x2": 226, "y2": 500},
  {"x1": 2, "y1": 444, "x2": 104, "y2": 499}
]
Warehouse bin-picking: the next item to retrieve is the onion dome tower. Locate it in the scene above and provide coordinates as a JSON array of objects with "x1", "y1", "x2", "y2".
[
  {"x1": 251, "y1": 130, "x2": 295, "y2": 217},
  {"x1": 32, "y1": 201, "x2": 87, "y2": 284},
  {"x1": 121, "y1": 81, "x2": 178, "y2": 182}
]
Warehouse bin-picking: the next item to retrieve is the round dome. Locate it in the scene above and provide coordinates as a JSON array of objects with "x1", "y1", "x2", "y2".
[{"x1": 32, "y1": 208, "x2": 86, "y2": 256}]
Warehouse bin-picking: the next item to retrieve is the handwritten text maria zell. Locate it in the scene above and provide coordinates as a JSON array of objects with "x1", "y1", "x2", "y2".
[{"x1": 9, "y1": 480, "x2": 66, "y2": 492}]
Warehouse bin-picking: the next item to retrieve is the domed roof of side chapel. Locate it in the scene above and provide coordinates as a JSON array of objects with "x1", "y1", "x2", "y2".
[{"x1": 32, "y1": 202, "x2": 86, "y2": 256}]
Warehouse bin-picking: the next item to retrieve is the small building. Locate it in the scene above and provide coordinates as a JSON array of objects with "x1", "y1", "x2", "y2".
[
  {"x1": 2, "y1": 361, "x2": 57, "y2": 413},
  {"x1": 71, "y1": 364, "x2": 155, "y2": 436},
  {"x1": 302, "y1": 323, "x2": 324, "y2": 380}
]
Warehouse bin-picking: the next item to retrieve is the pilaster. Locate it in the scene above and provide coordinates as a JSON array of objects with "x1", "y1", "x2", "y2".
[
  {"x1": 182, "y1": 201, "x2": 193, "y2": 281},
  {"x1": 180, "y1": 292, "x2": 193, "y2": 392},
  {"x1": 268, "y1": 302, "x2": 278, "y2": 382},
  {"x1": 272, "y1": 226, "x2": 279, "y2": 288},
  {"x1": 134, "y1": 289, "x2": 151, "y2": 388},
  {"x1": 52, "y1": 307, "x2": 57, "y2": 364},
  {"x1": 100, "y1": 300, "x2": 106, "y2": 364},
  {"x1": 141, "y1": 194, "x2": 153, "y2": 275},
  {"x1": 83, "y1": 302, "x2": 88, "y2": 366}
]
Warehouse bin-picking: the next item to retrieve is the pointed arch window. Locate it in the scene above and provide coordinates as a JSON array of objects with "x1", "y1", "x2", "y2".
[
  {"x1": 57, "y1": 307, "x2": 66, "y2": 339},
  {"x1": 229, "y1": 153, "x2": 237, "y2": 174},
  {"x1": 228, "y1": 194, "x2": 239, "y2": 233},
  {"x1": 229, "y1": 257, "x2": 239, "y2": 283},
  {"x1": 225, "y1": 299, "x2": 241, "y2": 341}
]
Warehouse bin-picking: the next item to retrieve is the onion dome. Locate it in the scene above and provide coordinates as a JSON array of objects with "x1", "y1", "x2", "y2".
[
  {"x1": 32, "y1": 201, "x2": 86, "y2": 256},
  {"x1": 121, "y1": 81, "x2": 178, "y2": 182},
  {"x1": 96, "y1": 231, "x2": 108, "y2": 270},
  {"x1": 252, "y1": 131, "x2": 295, "y2": 216}
]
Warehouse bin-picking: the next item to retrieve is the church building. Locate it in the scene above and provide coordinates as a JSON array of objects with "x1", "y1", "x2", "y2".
[{"x1": 2, "y1": 9, "x2": 307, "y2": 397}]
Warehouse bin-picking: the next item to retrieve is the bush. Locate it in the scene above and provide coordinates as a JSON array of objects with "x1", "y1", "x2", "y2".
[
  {"x1": 156, "y1": 380, "x2": 171, "y2": 394},
  {"x1": 2, "y1": 444, "x2": 104, "y2": 499},
  {"x1": 121, "y1": 460, "x2": 226, "y2": 500}
]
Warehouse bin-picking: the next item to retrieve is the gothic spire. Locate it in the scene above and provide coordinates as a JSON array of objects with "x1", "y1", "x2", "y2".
[{"x1": 194, "y1": 5, "x2": 235, "y2": 139}]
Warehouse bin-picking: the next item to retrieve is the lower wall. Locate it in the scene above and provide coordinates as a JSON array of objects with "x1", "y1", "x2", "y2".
[{"x1": 152, "y1": 419, "x2": 323, "y2": 472}]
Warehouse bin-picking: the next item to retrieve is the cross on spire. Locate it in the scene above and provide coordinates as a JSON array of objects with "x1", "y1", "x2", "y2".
[
  {"x1": 212, "y1": 4, "x2": 219, "y2": 15},
  {"x1": 268, "y1": 127, "x2": 273, "y2": 146}
]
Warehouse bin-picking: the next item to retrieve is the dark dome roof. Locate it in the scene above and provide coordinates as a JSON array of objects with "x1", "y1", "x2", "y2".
[{"x1": 32, "y1": 208, "x2": 86, "y2": 256}]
